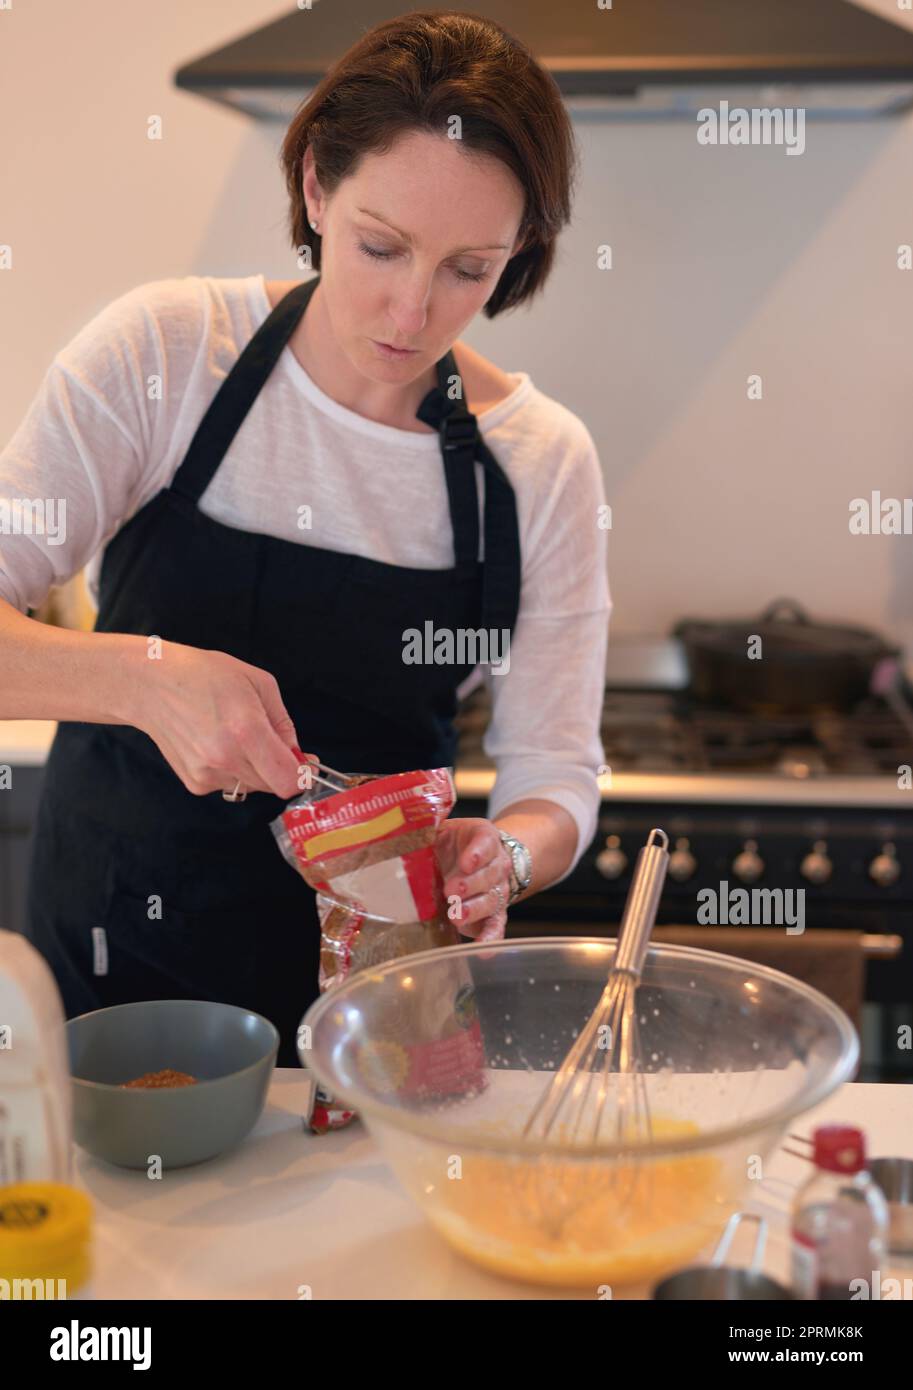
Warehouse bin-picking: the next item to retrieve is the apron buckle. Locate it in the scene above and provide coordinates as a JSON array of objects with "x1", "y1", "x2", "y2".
[{"x1": 441, "y1": 414, "x2": 478, "y2": 453}]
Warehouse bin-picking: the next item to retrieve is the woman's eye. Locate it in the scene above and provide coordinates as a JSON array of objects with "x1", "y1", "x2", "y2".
[
  {"x1": 359, "y1": 242, "x2": 396, "y2": 261},
  {"x1": 357, "y1": 241, "x2": 488, "y2": 284},
  {"x1": 453, "y1": 266, "x2": 489, "y2": 284}
]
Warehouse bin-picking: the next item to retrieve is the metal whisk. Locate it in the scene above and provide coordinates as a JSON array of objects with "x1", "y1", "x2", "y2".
[{"x1": 523, "y1": 828, "x2": 670, "y2": 1152}]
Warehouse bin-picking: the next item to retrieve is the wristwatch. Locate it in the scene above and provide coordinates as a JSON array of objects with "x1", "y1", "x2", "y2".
[{"x1": 498, "y1": 830, "x2": 533, "y2": 905}]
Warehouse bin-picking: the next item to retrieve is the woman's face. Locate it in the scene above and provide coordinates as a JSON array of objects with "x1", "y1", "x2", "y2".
[{"x1": 302, "y1": 129, "x2": 527, "y2": 382}]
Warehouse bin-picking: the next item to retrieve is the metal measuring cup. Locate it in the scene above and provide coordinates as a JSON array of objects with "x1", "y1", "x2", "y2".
[
  {"x1": 652, "y1": 1210, "x2": 794, "y2": 1300},
  {"x1": 868, "y1": 1157, "x2": 913, "y2": 1256}
]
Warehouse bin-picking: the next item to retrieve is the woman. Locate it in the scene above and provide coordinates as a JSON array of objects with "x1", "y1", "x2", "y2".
[{"x1": 1, "y1": 11, "x2": 610, "y2": 1066}]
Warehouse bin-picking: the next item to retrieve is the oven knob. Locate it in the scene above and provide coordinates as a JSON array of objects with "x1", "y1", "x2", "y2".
[
  {"x1": 800, "y1": 840, "x2": 832, "y2": 885},
  {"x1": 869, "y1": 843, "x2": 901, "y2": 888},
  {"x1": 732, "y1": 839, "x2": 764, "y2": 883},
  {"x1": 595, "y1": 835, "x2": 628, "y2": 880},
  {"x1": 668, "y1": 837, "x2": 697, "y2": 882}
]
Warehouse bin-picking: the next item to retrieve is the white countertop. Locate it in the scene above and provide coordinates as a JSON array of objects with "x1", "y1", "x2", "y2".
[
  {"x1": 73, "y1": 1071, "x2": 913, "y2": 1300},
  {"x1": 5, "y1": 720, "x2": 912, "y2": 808},
  {"x1": 6, "y1": 719, "x2": 911, "y2": 815}
]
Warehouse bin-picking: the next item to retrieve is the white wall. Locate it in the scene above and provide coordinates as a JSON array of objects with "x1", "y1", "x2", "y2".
[{"x1": 2, "y1": 0, "x2": 912, "y2": 654}]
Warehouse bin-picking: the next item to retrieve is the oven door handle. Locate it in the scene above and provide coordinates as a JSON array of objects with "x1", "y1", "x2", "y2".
[{"x1": 861, "y1": 933, "x2": 903, "y2": 958}]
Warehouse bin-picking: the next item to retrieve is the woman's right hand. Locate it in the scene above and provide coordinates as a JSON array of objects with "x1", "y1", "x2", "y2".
[{"x1": 129, "y1": 639, "x2": 312, "y2": 800}]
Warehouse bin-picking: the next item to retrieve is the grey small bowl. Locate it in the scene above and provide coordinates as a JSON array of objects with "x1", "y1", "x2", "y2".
[{"x1": 67, "y1": 999, "x2": 278, "y2": 1170}]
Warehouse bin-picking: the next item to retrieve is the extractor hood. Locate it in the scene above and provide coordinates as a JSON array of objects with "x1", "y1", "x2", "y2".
[{"x1": 174, "y1": 0, "x2": 913, "y2": 121}]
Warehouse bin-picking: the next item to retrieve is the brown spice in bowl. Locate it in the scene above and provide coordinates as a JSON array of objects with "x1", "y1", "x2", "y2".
[{"x1": 121, "y1": 1069, "x2": 197, "y2": 1089}]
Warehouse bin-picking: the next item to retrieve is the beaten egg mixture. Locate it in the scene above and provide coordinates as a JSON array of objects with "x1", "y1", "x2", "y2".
[{"x1": 427, "y1": 1117, "x2": 726, "y2": 1288}]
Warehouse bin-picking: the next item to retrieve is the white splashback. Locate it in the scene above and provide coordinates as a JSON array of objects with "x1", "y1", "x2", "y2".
[{"x1": 469, "y1": 0, "x2": 913, "y2": 659}]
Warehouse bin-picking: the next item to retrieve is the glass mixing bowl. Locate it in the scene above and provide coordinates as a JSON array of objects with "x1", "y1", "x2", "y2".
[{"x1": 301, "y1": 937, "x2": 858, "y2": 1290}]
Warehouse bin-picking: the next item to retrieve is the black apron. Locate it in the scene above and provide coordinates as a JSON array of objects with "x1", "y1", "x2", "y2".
[{"x1": 22, "y1": 275, "x2": 521, "y2": 1066}]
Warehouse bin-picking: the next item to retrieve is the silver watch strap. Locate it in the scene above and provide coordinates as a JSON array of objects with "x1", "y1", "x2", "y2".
[{"x1": 499, "y1": 830, "x2": 531, "y2": 904}]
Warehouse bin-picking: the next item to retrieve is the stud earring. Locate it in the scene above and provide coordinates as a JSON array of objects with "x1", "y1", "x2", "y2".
[{"x1": 309, "y1": 219, "x2": 318, "y2": 231}]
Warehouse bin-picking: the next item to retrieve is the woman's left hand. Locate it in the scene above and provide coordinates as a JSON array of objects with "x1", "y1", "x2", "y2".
[{"x1": 435, "y1": 817, "x2": 512, "y2": 943}]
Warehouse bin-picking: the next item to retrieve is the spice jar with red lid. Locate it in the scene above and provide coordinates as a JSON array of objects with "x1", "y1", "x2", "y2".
[{"x1": 791, "y1": 1124, "x2": 888, "y2": 1300}]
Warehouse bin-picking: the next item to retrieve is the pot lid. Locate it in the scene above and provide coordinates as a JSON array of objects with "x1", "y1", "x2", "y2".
[{"x1": 673, "y1": 599, "x2": 898, "y2": 659}]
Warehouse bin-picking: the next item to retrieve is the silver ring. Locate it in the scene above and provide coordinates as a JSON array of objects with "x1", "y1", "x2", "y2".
[
  {"x1": 491, "y1": 884, "x2": 506, "y2": 912},
  {"x1": 222, "y1": 779, "x2": 246, "y2": 803}
]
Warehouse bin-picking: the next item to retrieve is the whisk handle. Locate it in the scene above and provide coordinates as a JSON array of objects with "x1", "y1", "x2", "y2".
[{"x1": 614, "y1": 828, "x2": 669, "y2": 978}]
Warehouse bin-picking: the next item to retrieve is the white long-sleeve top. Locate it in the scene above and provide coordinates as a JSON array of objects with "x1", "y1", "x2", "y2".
[{"x1": 0, "y1": 275, "x2": 611, "y2": 879}]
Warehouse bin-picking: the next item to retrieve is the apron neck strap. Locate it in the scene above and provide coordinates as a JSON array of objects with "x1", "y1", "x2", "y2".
[
  {"x1": 170, "y1": 278, "x2": 317, "y2": 504},
  {"x1": 416, "y1": 353, "x2": 522, "y2": 637}
]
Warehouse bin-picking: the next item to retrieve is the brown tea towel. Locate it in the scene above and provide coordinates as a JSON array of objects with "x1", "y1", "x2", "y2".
[{"x1": 652, "y1": 926, "x2": 866, "y2": 1030}]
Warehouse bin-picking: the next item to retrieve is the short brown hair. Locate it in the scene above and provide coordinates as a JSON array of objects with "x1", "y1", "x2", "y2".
[{"x1": 279, "y1": 9, "x2": 578, "y2": 318}]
